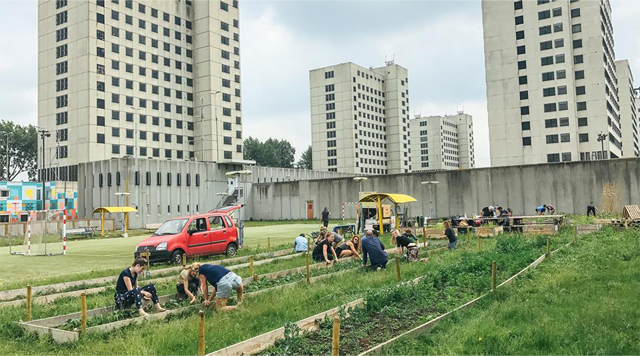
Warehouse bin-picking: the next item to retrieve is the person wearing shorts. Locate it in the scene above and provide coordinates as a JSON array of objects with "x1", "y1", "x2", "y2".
[{"x1": 199, "y1": 264, "x2": 243, "y2": 311}]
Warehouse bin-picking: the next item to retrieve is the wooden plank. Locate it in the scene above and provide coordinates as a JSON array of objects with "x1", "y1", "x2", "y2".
[
  {"x1": 19, "y1": 322, "x2": 79, "y2": 343},
  {"x1": 0, "y1": 248, "x2": 294, "y2": 301}
]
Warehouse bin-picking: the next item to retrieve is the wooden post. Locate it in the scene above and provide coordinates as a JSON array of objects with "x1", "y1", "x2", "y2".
[
  {"x1": 331, "y1": 317, "x2": 341, "y2": 356},
  {"x1": 491, "y1": 261, "x2": 497, "y2": 292},
  {"x1": 182, "y1": 253, "x2": 187, "y2": 268},
  {"x1": 546, "y1": 237, "x2": 551, "y2": 257},
  {"x1": 306, "y1": 251, "x2": 310, "y2": 284},
  {"x1": 423, "y1": 227, "x2": 427, "y2": 248},
  {"x1": 395, "y1": 256, "x2": 401, "y2": 283},
  {"x1": 267, "y1": 237, "x2": 271, "y2": 252},
  {"x1": 249, "y1": 256, "x2": 254, "y2": 278},
  {"x1": 198, "y1": 310, "x2": 205, "y2": 356},
  {"x1": 25, "y1": 285, "x2": 32, "y2": 322},
  {"x1": 81, "y1": 293, "x2": 87, "y2": 335}
]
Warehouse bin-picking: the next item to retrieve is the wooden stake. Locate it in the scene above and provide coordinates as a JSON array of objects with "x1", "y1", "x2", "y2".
[
  {"x1": 395, "y1": 257, "x2": 401, "y2": 283},
  {"x1": 182, "y1": 253, "x2": 187, "y2": 268},
  {"x1": 306, "y1": 251, "x2": 310, "y2": 284},
  {"x1": 25, "y1": 285, "x2": 32, "y2": 322},
  {"x1": 546, "y1": 237, "x2": 551, "y2": 257},
  {"x1": 422, "y1": 226, "x2": 427, "y2": 248},
  {"x1": 198, "y1": 310, "x2": 205, "y2": 356},
  {"x1": 267, "y1": 237, "x2": 271, "y2": 252},
  {"x1": 331, "y1": 317, "x2": 341, "y2": 356},
  {"x1": 491, "y1": 261, "x2": 497, "y2": 292},
  {"x1": 249, "y1": 256, "x2": 254, "y2": 278},
  {"x1": 81, "y1": 293, "x2": 87, "y2": 335}
]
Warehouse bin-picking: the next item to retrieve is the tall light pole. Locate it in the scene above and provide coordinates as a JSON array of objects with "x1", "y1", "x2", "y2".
[
  {"x1": 597, "y1": 132, "x2": 607, "y2": 160},
  {"x1": 2, "y1": 132, "x2": 9, "y2": 181},
  {"x1": 353, "y1": 177, "x2": 368, "y2": 232},
  {"x1": 38, "y1": 128, "x2": 51, "y2": 210},
  {"x1": 421, "y1": 181, "x2": 439, "y2": 219}
]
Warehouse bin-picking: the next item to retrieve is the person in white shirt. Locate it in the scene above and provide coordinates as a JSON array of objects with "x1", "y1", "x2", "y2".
[{"x1": 294, "y1": 233, "x2": 308, "y2": 252}]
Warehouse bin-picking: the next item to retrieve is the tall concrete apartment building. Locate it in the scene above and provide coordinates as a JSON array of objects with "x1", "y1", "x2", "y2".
[
  {"x1": 409, "y1": 114, "x2": 475, "y2": 171},
  {"x1": 616, "y1": 60, "x2": 639, "y2": 158},
  {"x1": 482, "y1": 0, "x2": 626, "y2": 166},
  {"x1": 310, "y1": 62, "x2": 411, "y2": 174},
  {"x1": 38, "y1": 0, "x2": 243, "y2": 181}
]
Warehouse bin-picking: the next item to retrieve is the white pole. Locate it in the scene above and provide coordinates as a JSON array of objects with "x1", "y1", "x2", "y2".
[
  {"x1": 63, "y1": 209, "x2": 67, "y2": 255},
  {"x1": 27, "y1": 215, "x2": 31, "y2": 256}
]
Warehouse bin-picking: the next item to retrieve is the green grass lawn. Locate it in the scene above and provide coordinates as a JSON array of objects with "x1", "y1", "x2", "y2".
[
  {"x1": 382, "y1": 227, "x2": 640, "y2": 355},
  {"x1": 0, "y1": 223, "x2": 319, "y2": 290}
]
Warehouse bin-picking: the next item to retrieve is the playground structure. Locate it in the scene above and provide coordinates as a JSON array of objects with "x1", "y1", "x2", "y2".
[
  {"x1": 358, "y1": 193, "x2": 418, "y2": 233},
  {"x1": 92, "y1": 206, "x2": 138, "y2": 237}
]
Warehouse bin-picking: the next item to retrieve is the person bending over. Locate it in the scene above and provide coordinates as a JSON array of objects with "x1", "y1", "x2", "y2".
[
  {"x1": 312, "y1": 232, "x2": 338, "y2": 264},
  {"x1": 176, "y1": 263, "x2": 201, "y2": 304},
  {"x1": 392, "y1": 229, "x2": 419, "y2": 261},
  {"x1": 114, "y1": 258, "x2": 165, "y2": 316},
  {"x1": 335, "y1": 234, "x2": 361, "y2": 259},
  {"x1": 199, "y1": 264, "x2": 243, "y2": 311},
  {"x1": 362, "y1": 230, "x2": 388, "y2": 270},
  {"x1": 535, "y1": 205, "x2": 547, "y2": 215}
]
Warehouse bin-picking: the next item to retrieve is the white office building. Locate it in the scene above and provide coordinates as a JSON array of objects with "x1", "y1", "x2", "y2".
[
  {"x1": 310, "y1": 62, "x2": 411, "y2": 174},
  {"x1": 38, "y1": 0, "x2": 243, "y2": 181},
  {"x1": 409, "y1": 113, "x2": 475, "y2": 171},
  {"x1": 482, "y1": 0, "x2": 625, "y2": 166},
  {"x1": 616, "y1": 60, "x2": 638, "y2": 158}
]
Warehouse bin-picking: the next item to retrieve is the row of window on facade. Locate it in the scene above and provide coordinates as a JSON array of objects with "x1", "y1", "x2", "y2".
[
  {"x1": 101, "y1": 145, "x2": 241, "y2": 158},
  {"x1": 97, "y1": 171, "x2": 201, "y2": 188}
]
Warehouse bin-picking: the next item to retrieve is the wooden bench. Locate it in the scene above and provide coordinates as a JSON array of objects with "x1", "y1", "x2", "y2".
[{"x1": 145, "y1": 223, "x2": 162, "y2": 232}]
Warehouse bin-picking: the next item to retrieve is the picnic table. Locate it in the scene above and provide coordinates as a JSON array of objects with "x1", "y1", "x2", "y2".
[{"x1": 65, "y1": 226, "x2": 97, "y2": 238}]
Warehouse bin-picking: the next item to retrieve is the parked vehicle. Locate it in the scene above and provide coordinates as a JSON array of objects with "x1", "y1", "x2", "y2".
[{"x1": 134, "y1": 205, "x2": 243, "y2": 264}]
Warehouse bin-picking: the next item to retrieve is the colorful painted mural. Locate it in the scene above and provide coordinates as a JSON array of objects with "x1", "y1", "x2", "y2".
[{"x1": 0, "y1": 182, "x2": 78, "y2": 223}]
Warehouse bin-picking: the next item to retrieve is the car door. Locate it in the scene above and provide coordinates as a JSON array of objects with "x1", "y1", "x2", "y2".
[
  {"x1": 186, "y1": 217, "x2": 210, "y2": 257},
  {"x1": 208, "y1": 215, "x2": 229, "y2": 254}
]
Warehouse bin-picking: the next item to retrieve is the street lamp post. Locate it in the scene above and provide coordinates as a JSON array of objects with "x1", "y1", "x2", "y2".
[
  {"x1": 421, "y1": 181, "x2": 440, "y2": 219},
  {"x1": 597, "y1": 132, "x2": 607, "y2": 160},
  {"x1": 2, "y1": 132, "x2": 10, "y2": 181},
  {"x1": 38, "y1": 128, "x2": 51, "y2": 210}
]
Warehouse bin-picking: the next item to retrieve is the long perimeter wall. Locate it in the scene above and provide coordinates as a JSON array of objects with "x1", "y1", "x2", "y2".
[{"x1": 247, "y1": 158, "x2": 640, "y2": 220}]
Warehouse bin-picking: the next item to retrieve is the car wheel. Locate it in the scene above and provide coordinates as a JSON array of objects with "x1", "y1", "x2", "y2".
[
  {"x1": 170, "y1": 250, "x2": 184, "y2": 265},
  {"x1": 226, "y1": 243, "x2": 238, "y2": 257}
]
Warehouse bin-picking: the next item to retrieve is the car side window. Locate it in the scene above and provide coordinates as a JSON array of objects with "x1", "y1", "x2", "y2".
[
  {"x1": 190, "y1": 218, "x2": 207, "y2": 232},
  {"x1": 223, "y1": 216, "x2": 233, "y2": 228},
  {"x1": 208, "y1": 216, "x2": 224, "y2": 230}
]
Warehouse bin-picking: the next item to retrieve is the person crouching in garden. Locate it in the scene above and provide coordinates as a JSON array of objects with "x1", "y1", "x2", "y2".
[
  {"x1": 443, "y1": 221, "x2": 458, "y2": 250},
  {"x1": 176, "y1": 263, "x2": 200, "y2": 304},
  {"x1": 199, "y1": 264, "x2": 243, "y2": 311},
  {"x1": 312, "y1": 232, "x2": 338, "y2": 264},
  {"x1": 335, "y1": 234, "x2": 361, "y2": 259},
  {"x1": 362, "y1": 229, "x2": 388, "y2": 270},
  {"x1": 114, "y1": 258, "x2": 165, "y2": 316}
]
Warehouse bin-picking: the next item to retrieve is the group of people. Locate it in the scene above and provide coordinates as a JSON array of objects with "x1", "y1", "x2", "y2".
[
  {"x1": 535, "y1": 204, "x2": 556, "y2": 215},
  {"x1": 114, "y1": 258, "x2": 244, "y2": 316}
]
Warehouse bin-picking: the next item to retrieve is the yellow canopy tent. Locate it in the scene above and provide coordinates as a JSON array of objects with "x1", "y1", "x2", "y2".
[
  {"x1": 358, "y1": 193, "x2": 417, "y2": 232},
  {"x1": 92, "y1": 207, "x2": 138, "y2": 237}
]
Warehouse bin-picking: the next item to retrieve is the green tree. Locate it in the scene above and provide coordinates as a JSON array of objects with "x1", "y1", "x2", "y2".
[
  {"x1": 243, "y1": 137, "x2": 296, "y2": 168},
  {"x1": 297, "y1": 145, "x2": 312, "y2": 170},
  {"x1": 0, "y1": 121, "x2": 37, "y2": 181}
]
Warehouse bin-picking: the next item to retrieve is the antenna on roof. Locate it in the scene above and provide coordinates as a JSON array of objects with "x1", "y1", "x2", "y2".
[
  {"x1": 457, "y1": 106, "x2": 465, "y2": 115},
  {"x1": 384, "y1": 54, "x2": 395, "y2": 66}
]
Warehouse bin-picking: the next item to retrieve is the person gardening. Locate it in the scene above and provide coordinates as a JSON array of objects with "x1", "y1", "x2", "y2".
[
  {"x1": 335, "y1": 234, "x2": 361, "y2": 259},
  {"x1": 294, "y1": 233, "x2": 308, "y2": 252},
  {"x1": 362, "y1": 229, "x2": 388, "y2": 270},
  {"x1": 312, "y1": 232, "x2": 338, "y2": 264},
  {"x1": 392, "y1": 229, "x2": 419, "y2": 261},
  {"x1": 443, "y1": 221, "x2": 457, "y2": 250},
  {"x1": 114, "y1": 258, "x2": 165, "y2": 316},
  {"x1": 176, "y1": 263, "x2": 201, "y2": 304},
  {"x1": 535, "y1": 205, "x2": 547, "y2": 215},
  {"x1": 199, "y1": 264, "x2": 243, "y2": 311}
]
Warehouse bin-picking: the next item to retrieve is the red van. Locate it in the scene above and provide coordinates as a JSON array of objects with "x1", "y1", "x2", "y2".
[{"x1": 134, "y1": 205, "x2": 243, "y2": 264}]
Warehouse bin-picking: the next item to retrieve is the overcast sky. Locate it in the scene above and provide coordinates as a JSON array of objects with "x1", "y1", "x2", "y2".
[{"x1": 1, "y1": 0, "x2": 638, "y2": 168}]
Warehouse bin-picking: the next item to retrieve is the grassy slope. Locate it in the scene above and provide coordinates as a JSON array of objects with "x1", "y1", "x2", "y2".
[
  {"x1": 383, "y1": 228, "x2": 640, "y2": 355},
  {"x1": 0, "y1": 223, "x2": 318, "y2": 290}
]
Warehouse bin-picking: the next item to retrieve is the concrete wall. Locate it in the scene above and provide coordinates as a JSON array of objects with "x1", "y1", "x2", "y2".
[{"x1": 247, "y1": 158, "x2": 640, "y2": 220}]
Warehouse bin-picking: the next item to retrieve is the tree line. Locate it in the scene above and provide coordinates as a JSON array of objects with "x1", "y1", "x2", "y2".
[
  {"x1": 243, "y1": 137, "x2": 312, "y2": 170},
  {"x1": 0, "y1": 120, "x2": 37, "y2": 181}
]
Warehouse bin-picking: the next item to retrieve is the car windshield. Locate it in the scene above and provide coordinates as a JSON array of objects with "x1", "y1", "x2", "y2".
[{"x1": 153, "y1": 219, "x2": 188, "y2": 236}]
